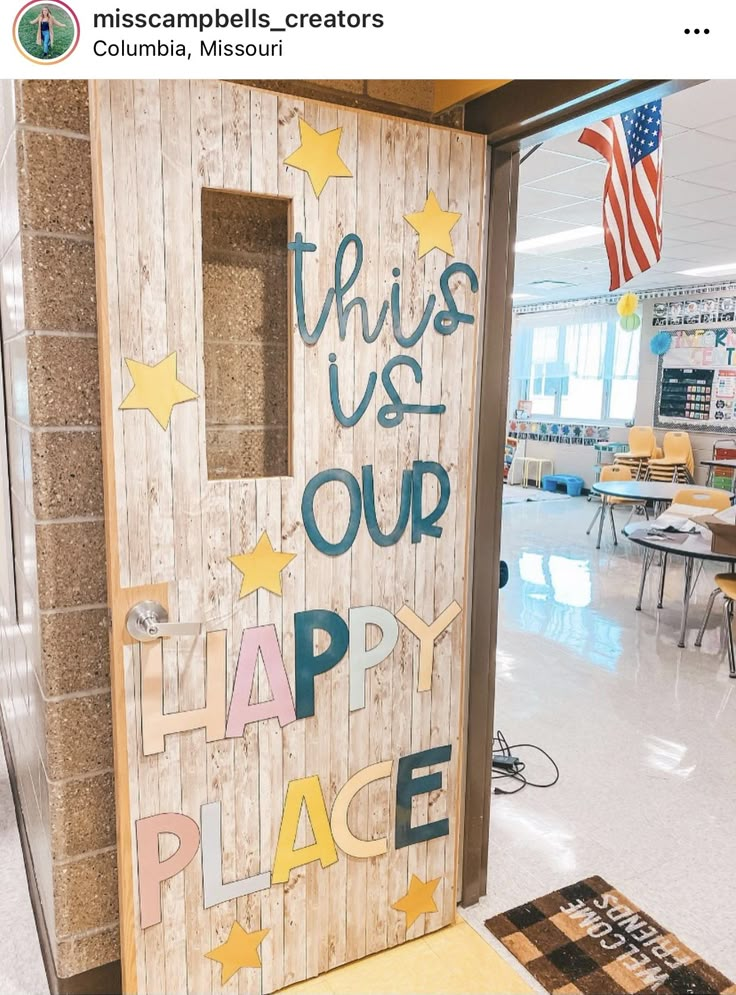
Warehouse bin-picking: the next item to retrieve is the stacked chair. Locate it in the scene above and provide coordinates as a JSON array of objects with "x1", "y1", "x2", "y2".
[
  {"x1": 614, "y1": 426, "x2": 658, "y2": 480},
  {"x1": 645, "y1": 431, "x2": 694, "y2": 484}
]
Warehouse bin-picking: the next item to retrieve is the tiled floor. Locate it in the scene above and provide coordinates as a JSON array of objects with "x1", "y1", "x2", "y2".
[
  {"x1": 0, "y1": 743, "x2": 49, "y2": 995},
  {"x1": 461, "y1": 495, "x2": 736, "y2": 986}
]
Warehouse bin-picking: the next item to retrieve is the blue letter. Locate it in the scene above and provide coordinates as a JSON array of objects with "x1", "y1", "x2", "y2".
[
  {"x1": 411, "y1": 461, "x2": 450, "y2": 542},
  {"x1": 395, "y1": 745, "x2": 452, "y2": 849},
  {"x1": 294, "y1": 610, "x2": 349, "y2": 719},
  {"x1": 302, "y1": 468, "x2": 362, "y2": 556},
  {"x1": 362, "y1": 464, "x2": 412, "y2": 546},
  {"x1": 329, "y1": 352, "x2": 377, "y2": 427},
  {"x1": 377, "y1": 356, "x2": 446, "y2": 428},
  {"x1": 434, "y1": 262, "x2": 479, "y2": 335},
  {"x1": 335, "y1": 234, "x2": 388, "y2": 343},
  {"x1": 288, "y1": 232, "x2": 334, "y2": 344}
]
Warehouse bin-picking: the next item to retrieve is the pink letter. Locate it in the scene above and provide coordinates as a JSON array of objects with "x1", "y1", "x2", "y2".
[
  {"x1": 226, "y1": 624, "x2": 296, "y2": 737},
  {"x1": 136, "y1": 813, "x2": 200, "y2": 928}
]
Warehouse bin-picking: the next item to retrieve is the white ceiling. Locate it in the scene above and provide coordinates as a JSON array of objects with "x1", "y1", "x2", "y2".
[{"x1": 514, "y1": 80, "x2": 736, "y2": 305}]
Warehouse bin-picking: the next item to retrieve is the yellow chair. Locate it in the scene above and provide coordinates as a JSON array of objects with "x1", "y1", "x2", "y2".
[
  {"x1": 615, "y1": 426, "x2": 657, "y2": 479},
  {"x1": 587, "y1": 464, "x2": 645, "y2": 545},
  {"x1": 646, "y1": 431, "x2": 694, "y2": 483},
  {"x1": 670, "y1": 488, "x2": 731, "y2": 513},
  {"x1": 711, "y1": 574, "x2": 736, "y2": 677}
]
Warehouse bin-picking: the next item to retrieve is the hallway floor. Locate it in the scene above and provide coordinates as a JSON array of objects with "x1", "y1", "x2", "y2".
[{"x1": 461, "y1": 495, "x2": 736, "y2": 986}]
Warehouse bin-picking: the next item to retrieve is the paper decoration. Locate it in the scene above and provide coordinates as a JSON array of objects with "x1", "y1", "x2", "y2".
[
  {"x1": 136, "y1": 813, "x2": 201, "y2": 928},
  {"x1": 225, "y1": 625, "x2": 296, "y2": 734},
  {"x1": 391, "y1": 874, "x2": 441, "y2": 929},
  {"x1": 201, "y1": 802, "x2": 270, "y2": 908},
  {"x1": 404, "y1": 191, "x2": 462, "y2": 258},
  {"x1": 651, "y1": 331, "x2": 672, "y2": 356},
  {"x1": 205, "y1": 922, "x2": 269, "y2": 983},
  {"x1": 272, "y1": 775, "x2": 339, "y2": 883},
  {"x1": 620, "y1": 313, "x2": 641, "y2": 331},
  {"x1": 141, "y1": 631, "x2": 226, "y2": 756},
  {"x1": 331, "y1": 760, "x2": 393, "y2": 858},
  {"x1": 119, "y1": 352, "x2": 197, "y2": 429},
  {"x1": 229, "y1": 532, "x2": 296, "y2": 598},
  {"x1": 396, "y1": 602, "x2": 462, "y2": 692},
  {"x1": 283, "y1": 118, "x2": 352, "y2": 196},
  {"x1": 617, "y1": 292, "x2": 639, "y2": 317},
  {"x1": 348, "y1": 606, "x2": 399, "y2": 710}
]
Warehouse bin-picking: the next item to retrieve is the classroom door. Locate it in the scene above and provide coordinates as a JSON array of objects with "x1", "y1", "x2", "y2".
[{"x1": 90, "y1": 80, "x2": 486, "y2": 994}]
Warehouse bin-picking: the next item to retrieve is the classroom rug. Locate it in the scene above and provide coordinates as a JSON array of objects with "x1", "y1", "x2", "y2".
[{"x1": 485, "y1": 876, "x2": 735, "y2": 995}]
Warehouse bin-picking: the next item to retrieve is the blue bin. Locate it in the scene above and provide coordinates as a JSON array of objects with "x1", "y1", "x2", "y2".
[{"x1": 541, "y1": 474, "x2": 584, "y2": 497}]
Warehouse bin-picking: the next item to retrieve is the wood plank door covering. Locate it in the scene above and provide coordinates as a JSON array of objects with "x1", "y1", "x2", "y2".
[{"x1": 90, "y1": 80, "x2": 486, "y2": 994}]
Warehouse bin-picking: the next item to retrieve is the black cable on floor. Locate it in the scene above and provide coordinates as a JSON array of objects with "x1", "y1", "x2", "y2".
[{"x1": 492, "y1": 730, "x2": 560, "y2": 795}]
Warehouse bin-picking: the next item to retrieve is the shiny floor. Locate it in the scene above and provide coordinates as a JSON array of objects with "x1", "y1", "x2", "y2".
[
  {"x1": 0, "y1": 742, "x2": 49, "y2": 994},
  {"x1": 461, "y1": 495, "x2": 736, "y2": 986}
]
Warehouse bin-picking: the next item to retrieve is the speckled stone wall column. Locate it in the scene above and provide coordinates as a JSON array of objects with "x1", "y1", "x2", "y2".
[{"x1": 1, "y1": 79, "x2": 119, "y2": 981}]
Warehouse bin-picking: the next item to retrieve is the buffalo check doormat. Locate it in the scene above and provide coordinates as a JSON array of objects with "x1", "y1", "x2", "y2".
[{"x1": 485, "y1": 876, "x2": 735, "y2": 995}]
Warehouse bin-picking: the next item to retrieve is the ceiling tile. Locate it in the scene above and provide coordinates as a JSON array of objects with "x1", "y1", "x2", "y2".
[
  {"x1": 676, "y1": 161, "x2": 736, "y2": 193},
  {"x1": 541, "y1": 128, "x2": 602, "y2": 161},
  {"x1": 536, "y1": 199, "x2": 603, "y2": 226},
  {"x1": 663, "y1": 129, "x2": 736, "y2": 177},
  {"x1": 515, "y1": 216, "x2": 583, "y2": 240},
  {"x1": 671, "y1": 192, "x2": 736, "y2": 223},
  {"x1": 662, "y1": 81, "x2": 736, "y2": 129},
  {"x1": 517, "y1": 186, "x2": 587, "y2": 217},
  {"x1": 527, "y1": 161, "x2": 607, "y2": 200},
  {"x1": 519, "y1": 148, "x2": 592, "y2": 183},
  {"x1": 700, "y1": 115, "x2": 736, "y2": 142},
  {"x1": 667, "y1": 221, "x2": 736, "y2": 244},
  {"x1": 661, "y1": 177, "x2": 724, "y2": 208}
]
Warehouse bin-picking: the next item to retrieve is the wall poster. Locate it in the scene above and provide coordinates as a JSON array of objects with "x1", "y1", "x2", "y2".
[{"x1": 655, "y1": 326, "x2": 736, "y2": 433}]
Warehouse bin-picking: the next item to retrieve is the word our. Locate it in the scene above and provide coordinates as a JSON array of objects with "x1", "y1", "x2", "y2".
[
  {"x1": 141, "y1": 602, "x2": 462, "y2": 756},
  {"x1": 302, "y1": 461, "x2": 449, "y2": 557},
  {"x1": 137, "y1": 744, "x2": 450, "y2": 929}
]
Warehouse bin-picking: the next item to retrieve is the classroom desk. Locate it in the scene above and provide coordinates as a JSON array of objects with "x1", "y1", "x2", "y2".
[
  {"x1": 624, "y1": 521, "x2": 736, "y2": 648},
  {"x1": 590, "y1": 481, "x2": 704, "y2": 551}
]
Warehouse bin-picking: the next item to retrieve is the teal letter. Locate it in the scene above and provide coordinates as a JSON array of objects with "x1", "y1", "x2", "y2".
[
  {"x1": 434, "y1": 262, "x2": 478, "y2": 335},
  {"x1": 294, "y1": 609, "x2": 349, "y2": 719},
  {"x1": 395, "y1": 745, "x2": 452, "y2": 849},
  {"x1": 411, "y1": 461, "x2": 450, "y2": 542},
  {"x1": 362, "y1": 464, "x2": 412, "y2": 546},
  {"x1": 288, "y1": 232, "x2": 334, "y2": 344},
  {"x1": 302, "y1": 468, "x2": 362, "y2": 556}
]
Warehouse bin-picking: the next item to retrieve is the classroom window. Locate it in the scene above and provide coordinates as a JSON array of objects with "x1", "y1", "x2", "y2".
[
  {"x1": 201, "y1": 188, "x2": 291, "y2": 480},
  {"x1": 512, "y1": 316, "x2": 640, "y2": 422}
]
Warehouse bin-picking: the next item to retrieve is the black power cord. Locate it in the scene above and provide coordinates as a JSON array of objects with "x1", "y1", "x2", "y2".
[{"x1": 492, "y1": 729, "x2": 560, "y2": 796}]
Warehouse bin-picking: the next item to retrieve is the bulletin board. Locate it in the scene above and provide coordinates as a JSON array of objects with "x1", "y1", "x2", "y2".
[
  {"x1": 90, "y1": 80, "x2": 486, "y2": 995},
  {"x1": 654, "y1": 295, "x2": 736, "y2": 433}
]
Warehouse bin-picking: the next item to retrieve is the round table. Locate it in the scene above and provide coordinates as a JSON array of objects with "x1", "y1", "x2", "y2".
[
  {"x1": 589, "y1": 481, "x2": 705, "y2": 550},
  {"x1": 624, "y1": 522, "x2": 736, "y2": 648}
]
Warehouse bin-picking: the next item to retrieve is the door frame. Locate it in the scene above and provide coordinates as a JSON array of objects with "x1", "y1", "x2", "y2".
[{"x1": 460, "y1": 78, "x2": 702, "y2": 906}]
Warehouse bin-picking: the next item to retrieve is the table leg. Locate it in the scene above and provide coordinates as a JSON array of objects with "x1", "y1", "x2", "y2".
[
  {"x1": 657, "y1": 552, "x2": 668, "y2": 609},
  {"x1": 706, "y1": 466, "x2": 714, "y2": 488},
  {"x1": 609, "y1": 505, "x2": 618, "y2": 545},
  {"x1": 678, "y1": 558, "x2": 695, "y2": 649},
  {"x1": 636, "y1": 548, "x2": 653, "y2": 610},
  {"x1": 596, "y1": 496, "x2": 607, "y2": 550}
]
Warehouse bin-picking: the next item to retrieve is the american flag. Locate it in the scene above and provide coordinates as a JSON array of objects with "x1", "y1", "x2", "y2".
[{"x1": 579, "y1": 100, "x2": 663, "y2": 291}]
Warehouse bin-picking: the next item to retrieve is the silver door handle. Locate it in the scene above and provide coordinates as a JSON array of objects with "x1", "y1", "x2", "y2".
[{"x1": 126, "y1": 601, "x2": 202, "y2": 642}]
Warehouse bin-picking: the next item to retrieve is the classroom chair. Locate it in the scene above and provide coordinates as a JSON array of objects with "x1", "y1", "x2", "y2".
[
  {"x1": 586, "y1": 464, "x2": 646, "y2": 545},
  {"x1": 614, "y1": 426, "x2": 658, "y2": 479},
  {"x1": 709, "y1": 574, "x2": 736, "y2": 677},
  {"x1": 646, "y1": 431, "x2": 694, "y2": 484},
  {"x1": 683, "y1": 488, "x2": 736, "y2": 649}
]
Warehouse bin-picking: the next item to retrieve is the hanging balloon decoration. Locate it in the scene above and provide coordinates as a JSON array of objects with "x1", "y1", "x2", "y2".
[
  {"x1": 620, "y1": 313, "x2": 641, "y2": 331},
  {"x1": 650, "y1": 331, "x2": 672, "y2": 356}
]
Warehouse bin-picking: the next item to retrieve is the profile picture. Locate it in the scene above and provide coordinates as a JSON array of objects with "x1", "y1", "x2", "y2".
[{"x1": 13, "y1": 1, "x2": 79, "y2": 63}]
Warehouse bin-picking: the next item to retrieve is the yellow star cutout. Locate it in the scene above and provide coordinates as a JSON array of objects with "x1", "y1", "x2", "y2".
[
  {"x1": 283, "y1": 118, "x2": 352, "y2": 196},
  {"x1": 404, "y1": 191, "x2": 462, "y2": 258},
  {"x1": 205, "y1": 921, "x2": 268, "y2": 984},
  {"x1": 391, "y1": 874, "x2": 441, "y2": 929},
  {"x1": 119, "y1": 352, "x2": 197, "y2": 430},
  {"x1": 229, "y1": 531, "x2": 296, "y2": 598}
]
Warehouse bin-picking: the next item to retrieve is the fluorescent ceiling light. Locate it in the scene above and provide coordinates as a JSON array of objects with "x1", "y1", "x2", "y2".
[
  {"x1": 677, "y1": 262, "x2": 736, "y2": 276},
  {"x1": 515, "y1": 225, "x2": 603, "y2": 253},
  {"x1": 512, "y1": 292, "x2": 539, "y2": 300}
]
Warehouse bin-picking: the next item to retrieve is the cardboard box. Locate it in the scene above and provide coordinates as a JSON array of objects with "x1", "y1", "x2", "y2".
[{"x1": 696, "y1": 515, "x2": 736, "y2": 556}]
